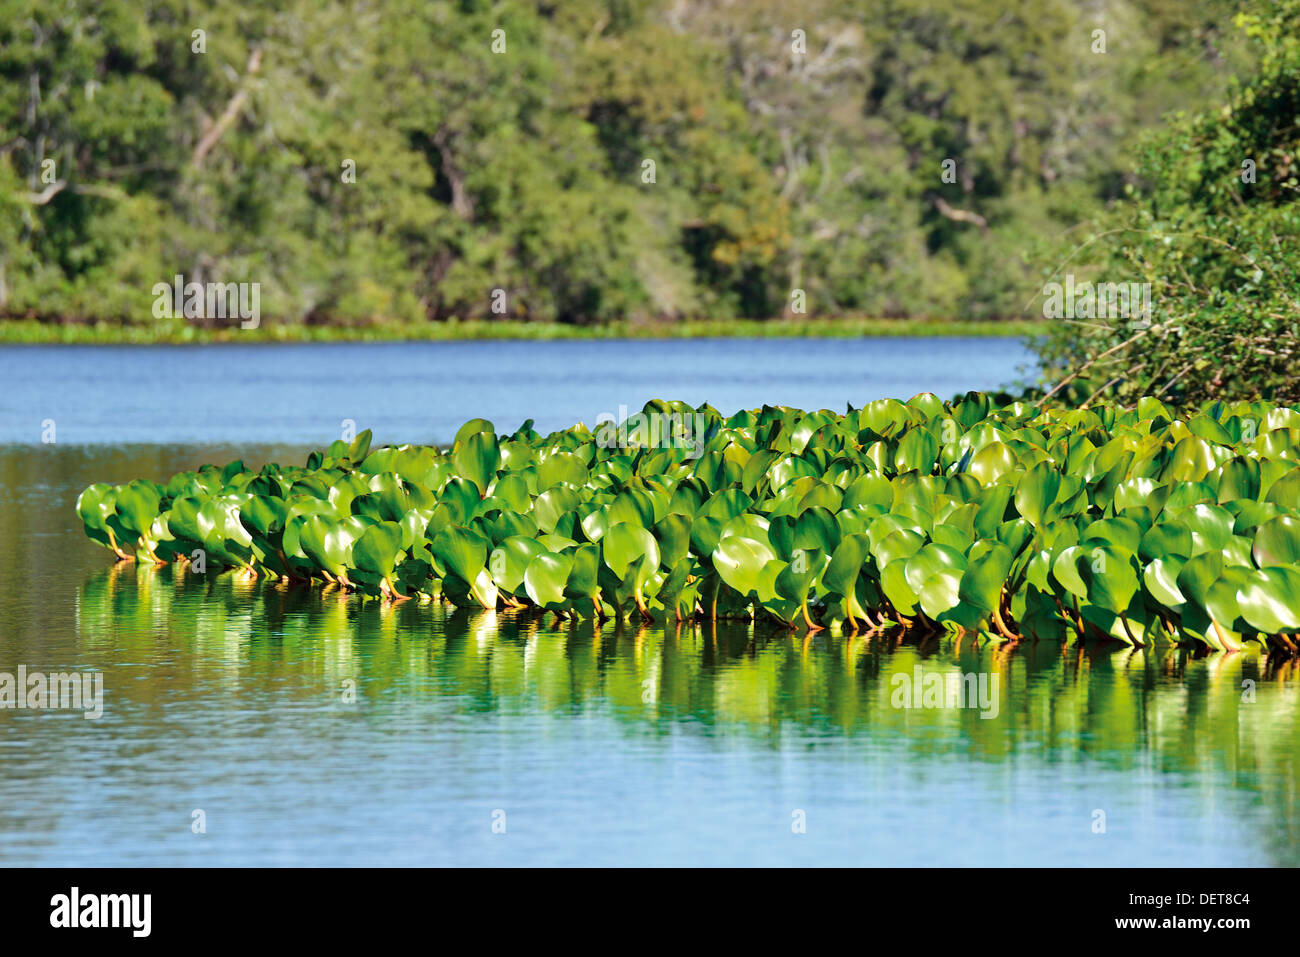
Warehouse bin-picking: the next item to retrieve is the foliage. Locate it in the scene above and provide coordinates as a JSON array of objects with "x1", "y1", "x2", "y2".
[
  {"x1": 1, "y1": 0, "x2": 1248, "y2": 328},
  {"x1": 79, "y1": 391, "x2": 1300, "y2": 654},
  {"x1": 1032, "y1": 0, "x2": 1300, "y2": 405}
]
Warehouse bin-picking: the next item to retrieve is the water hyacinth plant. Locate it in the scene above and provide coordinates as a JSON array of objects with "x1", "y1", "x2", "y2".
[{"x1": 76, "y1": 393, "x2": 1300, "y2": 654}]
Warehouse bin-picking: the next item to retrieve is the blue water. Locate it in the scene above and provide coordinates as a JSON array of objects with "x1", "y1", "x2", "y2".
[
  {"x1": 0, "y1": 337, "x2": 1035, "y2": 445},
  {"x1": 4, "y1": 336, "x2": 1294, "y2": 867}
]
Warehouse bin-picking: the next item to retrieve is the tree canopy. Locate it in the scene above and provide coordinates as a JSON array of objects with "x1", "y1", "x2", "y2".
[
  {"x1": 0, "y1": 0, "x2": 1255, "y2": 329},
  {"x1": 1033, "y1": 0, "x2": 1300, "y2": 404}
]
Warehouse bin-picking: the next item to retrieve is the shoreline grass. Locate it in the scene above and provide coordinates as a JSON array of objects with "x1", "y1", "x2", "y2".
[{"x1": 0, "y1": 317, "x2": 1044, "y2": 345}]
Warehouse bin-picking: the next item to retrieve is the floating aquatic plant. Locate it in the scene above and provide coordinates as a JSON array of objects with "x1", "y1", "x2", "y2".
[{"x1": 77, "y1": 393, "x2": 1300, "y2": 653}]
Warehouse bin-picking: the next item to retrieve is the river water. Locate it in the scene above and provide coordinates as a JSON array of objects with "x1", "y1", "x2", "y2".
[{"x1": 0, "y1": 337, "x2": 1295, "y2": 866}]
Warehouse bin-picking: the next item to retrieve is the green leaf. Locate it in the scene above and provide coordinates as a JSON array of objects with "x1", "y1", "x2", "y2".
[
  {"x1": 537, "y1": 451, "x2": 588, "y2": 490},
  {"x1": 1144, "y1": 556, "x2": 1187, "y2": 609},
  {"x1": 453, "y1": 430, "x2": 499, "y2": 496},
  {"x1": 713, "y1": 535, "x2": 777, "y2": 597},
  {"x1": 1014, "y1": 461, "x2": 1061, "y2": 524},
  {"x1": 524, "y1": 552, "x2": 574, "y2": 610},
  {"x1": 488, "y1": 536, "x2": 548, "y2": 594},
  {"x1": 430, "y1": 526, "x2": 491, "y2": 586},
  {"x1": 960, "y1": 542, "x2": 1012, "y2": 613},
  {"x1": 602, "y1": 523, "x2": 661, "y2": 579},
  {"x1": 1237, "y1": 568, "x2": 1300, "y2": 634},
  {"x1": 1252, "y1": 516, "x2": 1300, "y2": 567},
  {"x1": 352, "y1": 521, "x2": 404, "y2": 579}
]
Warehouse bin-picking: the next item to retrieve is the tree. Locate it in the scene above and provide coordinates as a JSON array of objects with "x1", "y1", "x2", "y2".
[{"x1": 1032, "y1": 0, "x2": 1300, "y2": 405}]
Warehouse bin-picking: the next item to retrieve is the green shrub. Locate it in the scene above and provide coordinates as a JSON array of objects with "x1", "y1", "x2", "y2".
[{"x1": 1032, "y1": 0, "x2": 1300, "y2": 406}]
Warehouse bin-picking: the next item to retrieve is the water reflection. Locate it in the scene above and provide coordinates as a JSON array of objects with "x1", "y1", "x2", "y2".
[
  {"x1": 1, "y1": 438, "x2": 1296, "y2": 865},
  {"x1": 51, "y1": 563, "x2": 1300, "y2": 864}
]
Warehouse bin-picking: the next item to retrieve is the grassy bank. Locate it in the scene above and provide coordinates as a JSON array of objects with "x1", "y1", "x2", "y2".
[{"x1": 0, "y1": 317, "x2": 1044, "y2": 345}]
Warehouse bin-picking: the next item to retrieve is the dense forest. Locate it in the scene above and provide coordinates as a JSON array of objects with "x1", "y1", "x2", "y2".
[{"x1": 0, "y1": 0, "x2": 1277, "y2": 332}]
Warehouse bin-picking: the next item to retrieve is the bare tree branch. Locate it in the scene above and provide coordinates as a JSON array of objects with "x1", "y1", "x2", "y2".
[
  {"x1": 193, "y1": 46, "x2": 264, "y2": 168},
  {"x1": 432, "y1": 126, "x2": 475, "y2": 221},
  {"x1": 930, "y1": 195, "x2": 989, "y2": 234},
  {"x1": 22, "y1": 179, "x2": 65, "y2": 204}
]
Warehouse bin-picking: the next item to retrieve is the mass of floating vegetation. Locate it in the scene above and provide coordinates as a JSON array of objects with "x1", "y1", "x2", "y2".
[{"x1": 77, "y1": 392, "x2": 1300, "y2": 654}]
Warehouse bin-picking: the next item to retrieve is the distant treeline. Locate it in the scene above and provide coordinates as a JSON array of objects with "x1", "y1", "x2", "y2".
[{"x1": 0, "y1": 0, "x2": 1253, "y2": 328}]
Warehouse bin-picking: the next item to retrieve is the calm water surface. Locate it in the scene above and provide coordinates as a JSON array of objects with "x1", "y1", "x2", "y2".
[
  {"x1": 0, "y1": 337, "x2": 1036, "y2": 445},
  {"x1": 0, "y1": 338, "x2": 1296, "y2": 866}
]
